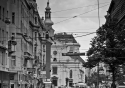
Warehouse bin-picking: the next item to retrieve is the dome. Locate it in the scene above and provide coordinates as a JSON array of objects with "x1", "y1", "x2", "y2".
[{"x1": 44, "y1": 19, "x2": 54, "y2": 25}]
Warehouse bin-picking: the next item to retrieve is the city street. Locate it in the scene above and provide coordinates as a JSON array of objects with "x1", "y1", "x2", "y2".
[{"x1": 0, "y1": 0, "x2": 125, "y2": 88}]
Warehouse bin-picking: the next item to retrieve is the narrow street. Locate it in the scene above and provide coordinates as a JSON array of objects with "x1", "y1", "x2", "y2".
[{"x1": 0, "y1": 0, "x2": 125, "y2": 88}]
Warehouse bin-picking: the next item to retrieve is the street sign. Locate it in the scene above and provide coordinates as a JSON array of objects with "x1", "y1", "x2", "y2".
[
  {"x1": 62, "y1": 53, "x2": 85, "y2": 56},
  {"x1": 40, "y1": 71, "x2": 46, "y2": 74},
  {"x1": 40, "y1": 74, "x2": 46, "y2": 79}
]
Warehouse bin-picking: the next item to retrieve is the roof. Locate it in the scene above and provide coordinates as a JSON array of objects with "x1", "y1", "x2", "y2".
[
  {"x1": 54, "y1": 32, "x2": 78, "y2": 43},
  {"x1": 70, "y1": 56, "x2": 85, "y2": 64}
]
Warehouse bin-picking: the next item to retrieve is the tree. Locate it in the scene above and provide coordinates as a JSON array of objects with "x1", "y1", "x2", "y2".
[
  {"x1": 86, "y1": 71, "x2": 107, "y2": 88},
  {"x1": 83, "y1": 21, "x2": 125, "y2": 88}
]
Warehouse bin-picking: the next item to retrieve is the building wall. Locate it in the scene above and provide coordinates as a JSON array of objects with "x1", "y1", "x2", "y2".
[
  {"x1": 0, "y1": 0, "x2": 53, "y2": 88},
  {"x1": 0, "y1": 0, "x2": 46, "y2": 88},
  {"x1": 107, "y1": 0, "x2": 125, "y2": 24},
  {"x1": 51, "y1": 40, "x2": 85, "y2": 87}
]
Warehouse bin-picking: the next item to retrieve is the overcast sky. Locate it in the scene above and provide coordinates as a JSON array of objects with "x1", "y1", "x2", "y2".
[{"x1": 36, "y1": 0, "x2": 111, "y2": 61}]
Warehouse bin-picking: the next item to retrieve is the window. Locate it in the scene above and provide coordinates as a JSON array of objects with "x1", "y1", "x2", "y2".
[
  {"x1": 3, "y1": 8, "x2": 4, "y2": 21},
  {"x1": 7, "y1": 11, "x2": 8, "y2": 18},
  {"x1": 43, "y1": 33, "x2": 45, "y2": 37},
  {"x1": 69, "y1": 80, "x2": 73, "y2": 87},
  {"x1": 5, "y1": 53, "x2": 7, "y2": 65},
  {"x1": 0, "y1": 6, "x2": 1, "y2": 19},
  {"x1": 2, "y1": 52, "x2": 5, "y2": 65},
  {"x1": 2, "y1": 30, "x2": 4, "y2": 44},
  {"x1": 35, "y1": 32, "x2": 37, "y2": 40},
  {"x1": 6, "y1": 32, "x2": 8, "y2": 42},
  {"x1": 11, "y1": 56, "x2": 16, "y2": 66},
  {"x1": 53, "y1": 51, "x2": 57, "y2": 55},
  {"x1": 12, "y1": 12, "x2": 15, "y2": 24},
  {"x1": 35, "y1": 17, "x2": 37, "y2": 24},
  {"x1": 52, "y1": 79, "x2": 58, "y2": 86},
  {"x1": 43, "y1": 45, "x2": 45, "y2": 52},
  {"x1": 0, "y1": 28, "x2": 2, "y2": 43},
  {"x1": 69, "y1": 70, "x2": 72, "y2": 78},
  {"x1": 21, "y1": 21, "x2": 23, "y2": 33},
  {"x1": 0, "y1": 51, "x2": 2, "y2": 64},
  {"x1": 43, "y1": 54, "x2": 45, "y2": 64},
  {"x1": 53, "y1": 58, "x2": 57, "y2": 61},
  {"x1": 69, "y1": 46, "x2": 74, "y2": 53},
  {"x1": 52, "y1": 67, "x2": 57, "y2": 74},
  {"x1": 11, "y1": 84, "x2": 14, "y2": 88}
]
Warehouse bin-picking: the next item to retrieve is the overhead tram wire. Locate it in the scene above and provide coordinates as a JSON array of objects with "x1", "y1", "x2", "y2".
[
  {"x1": 74, "y1": 32, "x2": 96, "y2": 38},
  {"x1": 52, "y1": 2, "x2": 110, "y2": 13},
  {"x1": 0, "y1": 31, "x2": 96, "y2": 40},
  {"x1": 54, "y1": 4, "x2": 109, "y2": 24},
  {"x1": 52, "y1": 16, "x2": 104, "y2": 18},
  {"x1": 38, "y1": 2, "x2": 110, "y2": 15}
]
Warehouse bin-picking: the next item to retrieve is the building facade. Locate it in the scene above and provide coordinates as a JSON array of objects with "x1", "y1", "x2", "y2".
[
  {"x1": 51, "y1": 33, "x2": 85, "y2": 88},
  {"x1": 105, "y1": 0, "x2": 125, "y2": 26},
  {"x1": 104, "y1": 0, "x2": 125, "y2": 87},
  {"x1": 0, "y1": 0, "x2": 54, "y2": 88}
]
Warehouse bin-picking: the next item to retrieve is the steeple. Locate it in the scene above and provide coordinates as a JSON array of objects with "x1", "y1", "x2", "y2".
[
  {"x1": 45, "y1": 0, "x2": 51, "y2": 10},
  {"x1": 44, "y1": 0, "x2": 54, "y2": 25}
]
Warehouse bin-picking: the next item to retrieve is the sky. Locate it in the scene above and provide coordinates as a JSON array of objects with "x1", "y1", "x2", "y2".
[{"x1": 36, "y1": 0, "x2": 111, "y2": 61}]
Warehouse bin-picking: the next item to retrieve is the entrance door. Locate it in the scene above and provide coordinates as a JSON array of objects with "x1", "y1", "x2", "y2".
[{"x1": 10, "y1": 84, "x2": 14, "y2": 88}]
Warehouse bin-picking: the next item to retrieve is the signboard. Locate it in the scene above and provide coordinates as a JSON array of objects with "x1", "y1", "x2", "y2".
[
  {"x1": 40, "y1": 74, "x2": 46, "y2": 79},
  {"x1": 40, "y1": 71, "x2": 46, "y2": 74},
  {"x1": 62, "y1": 53, "x2": 85, "y2": 56},
  {"x1": 45, "y1": 82, "x2": 51, "y2": 88}
]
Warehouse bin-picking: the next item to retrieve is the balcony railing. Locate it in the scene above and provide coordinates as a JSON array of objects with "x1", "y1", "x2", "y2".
[{"x1": 24, "y1": 52, "x2": 33, "y2": 60}]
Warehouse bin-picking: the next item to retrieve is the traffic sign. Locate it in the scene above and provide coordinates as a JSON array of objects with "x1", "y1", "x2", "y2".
[{"x1": 62, "y1": 53, "x2": 85, "y2": 56}]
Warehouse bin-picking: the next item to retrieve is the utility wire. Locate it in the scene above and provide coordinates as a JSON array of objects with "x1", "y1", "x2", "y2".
[
  {"x1": 52, "y1": 16, "x2": 104, "y2": 18},
  {"x1": 54, "y1": 4, "x2": 109, "y2": 24},
  {"x1": 55, "y1": 31, "x2": 96, "y2": 33},
  {"x1": 74, "y1": 32, "x2": 96, "y2": 38},
  {"x1": 52, "y1": 2, "x2": 110, "y2": 13},
  {"x1": 0, "y1": 31, "x2": 96, "y2": 40}
]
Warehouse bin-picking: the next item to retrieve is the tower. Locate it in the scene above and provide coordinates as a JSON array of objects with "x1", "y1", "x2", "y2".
[{"x1": 44, "y1": 0, "x2": 54, "y2": 26}]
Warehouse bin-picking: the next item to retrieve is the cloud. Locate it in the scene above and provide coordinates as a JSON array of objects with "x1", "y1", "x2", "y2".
[{"x1": 53, "y1": 17, "x2": 98, "y2": 32}]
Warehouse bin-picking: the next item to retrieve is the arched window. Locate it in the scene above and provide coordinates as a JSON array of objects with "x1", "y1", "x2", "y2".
[
  {"x1": 70, "y1": 70, "x2": 72, "y2": 78},
  {"x1": 53, "y1": 58, "x2": 57, "y2": 61},
  {"x1": 53, "y1": 51, "x2": 57, "y2": 55}
]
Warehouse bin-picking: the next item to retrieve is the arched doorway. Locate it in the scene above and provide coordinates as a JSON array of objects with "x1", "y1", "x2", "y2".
[{"x1": 51, "y1": 76, "x2": 58, "y2": 87}]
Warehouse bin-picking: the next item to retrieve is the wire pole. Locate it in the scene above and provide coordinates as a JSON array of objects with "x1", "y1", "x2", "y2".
[
  {"x1": 97, "y1": 0, "x2": 100, "y2": 88},
  {"x1": 97, "y1": 0, "x2": 101, "y2": 27},
  {"x1": 97, "y1": 63, "x2": 99, "y2": 88}
]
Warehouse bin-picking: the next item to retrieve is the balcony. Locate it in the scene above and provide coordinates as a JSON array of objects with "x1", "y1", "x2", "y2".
[
  {"x1": 0, "y1": 43, "x2": 7, "y2": 50},
  {"x1": 0, "y1": 64, "x2": 9, "y2": 72},
  {"x1": 29, "y1": 20, "x2": 40, "y2": 31},
  {"x1": 9, "y1": 66, "x2": 21, "y2": 73},
  {"x1": 24, "y1": 52, "x2": 33, "y2": 60}
]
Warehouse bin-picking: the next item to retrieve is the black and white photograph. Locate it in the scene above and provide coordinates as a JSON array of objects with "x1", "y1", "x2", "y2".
[{"x1": 0, "y1": 0, "x2": 125, "y2": 88}]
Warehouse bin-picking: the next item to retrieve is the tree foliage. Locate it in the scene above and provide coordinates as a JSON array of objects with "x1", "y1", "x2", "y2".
[
  {"x1": 84, "y1": 23, "x2": 125, "y2": 68},
  {"x1": 83, "y1": 21, "x2": 125, "y2": 88},
  {"x1": 86, "y1": 72, "x2": 107, "y2": 87}
]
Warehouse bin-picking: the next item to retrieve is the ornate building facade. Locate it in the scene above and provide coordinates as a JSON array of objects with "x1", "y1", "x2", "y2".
[
  {"x1": 0, "y1": 0, "x2": 54, "y2": 88},
  {"x1": 51, "y1": 33, "x2": 85, "y2": 88}
]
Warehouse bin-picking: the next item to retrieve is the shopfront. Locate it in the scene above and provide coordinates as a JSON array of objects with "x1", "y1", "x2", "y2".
[{"x1": 0, "y1": 71, "x2": 10, "y2": 88}]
